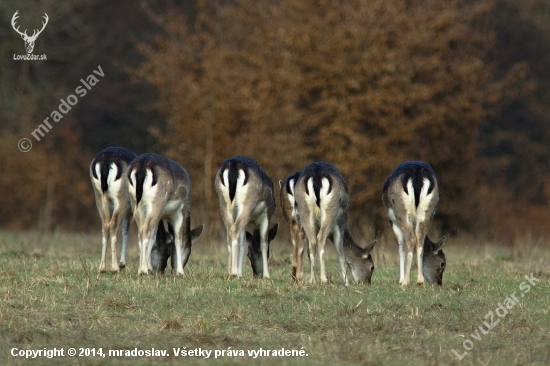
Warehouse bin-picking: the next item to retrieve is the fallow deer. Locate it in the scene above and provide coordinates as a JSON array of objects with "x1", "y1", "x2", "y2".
[
  {"x1": 215, "y1": 156, "x2": 277, "y2": 278},
  {"x1": 279, "y1": 171, "x2": 307, "y2": 279},
  {"x1": 382, "y1": 161, "x2": 446, "y2": 286},
  {"x1": 127, "y1": 153, "x2": 201, "y2": 275},
  {"x1": 90, "y1": 147, "x2": 137, "y2": 273},
  {"x1": 422, "y1": 236, "x2": 446, "y2": 285},
  {"x1": 294, "y1": 162, "x2": 376, "y2": 285}
]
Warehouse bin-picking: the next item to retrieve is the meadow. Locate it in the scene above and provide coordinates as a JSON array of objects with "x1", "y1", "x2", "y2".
[{"x1": 0, "y1": 228, "x2": 548, "y2": 365}]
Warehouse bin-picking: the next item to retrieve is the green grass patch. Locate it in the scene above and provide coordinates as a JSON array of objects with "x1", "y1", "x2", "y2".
[{"x1": 0, "y1": 230, "x2": 549, "y2": 365}]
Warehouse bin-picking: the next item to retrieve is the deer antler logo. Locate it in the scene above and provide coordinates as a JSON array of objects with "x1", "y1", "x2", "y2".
[{"x1": 11, "y1": 11, "x2": 49, "y2": 54}]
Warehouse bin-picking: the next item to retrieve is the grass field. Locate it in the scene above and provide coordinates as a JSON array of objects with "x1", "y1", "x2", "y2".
[{"x1": 0, "y1": 228, "x2": 549, "y2": 365}]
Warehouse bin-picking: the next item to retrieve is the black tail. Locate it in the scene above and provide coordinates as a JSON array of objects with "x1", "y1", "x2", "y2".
[
  {"x1": 221, "y1": 160, "x2": 249, "y2": 202},
  {"x1": 303, "y1": 168, "x2": 332, "y2": 207},
  {"x1": 228, "y1": 165, "x2": 239, "y2": 202},
  {"x1": 395, "y1": 161, "x2": 436, "y2": 207},
  {"x1": 132, "y1": 160, "x2": 157, "y2": 205},
  {"x1": 135, "y1": 168, "x2": 146, "y2": 204},
  {"x1": 313, "y1": 175, "x2": 329, "y2": 207},
  {"x1": 285, "y1": 171, "x2": 301, "y2": 197},
  {"x1": 100, "y1": 160, "x2": 111, "y2": 193}
]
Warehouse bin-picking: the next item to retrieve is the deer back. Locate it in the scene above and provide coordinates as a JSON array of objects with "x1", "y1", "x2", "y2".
[
  {"x1": 279, "y1": 171, "x2": 301, "y2": 223},
  {"x1": 295, "y1": 162, "x2": 349, "y2": 226},
  {"x1": 215, "y1": 156, "x2": 275, "y2": 219},
  {"x1": 128, "y1": 153, "x2": 191, "y2": 214},
  {"x1": 382, "y1": 161, "x2": 439, "y2": 227},
  {"x1": 90, "y1": 147, "x2": 136, "y2": 202}
]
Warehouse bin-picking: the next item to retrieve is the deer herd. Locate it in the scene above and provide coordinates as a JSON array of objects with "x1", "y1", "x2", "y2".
[{"x1": 90, "y1": 147, "x2": 447, "y2": 287}]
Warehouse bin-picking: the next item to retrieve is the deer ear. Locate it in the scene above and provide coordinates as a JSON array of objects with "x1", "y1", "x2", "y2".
[
  {"x1": 268, "y1": 223, "x2": 279, "y2": 241},
  {"x1": 434, "y1": 236, "x2": 446, "y2": 253},
  {"x1": 362, "y1": 240, "x2": 377, "y2": 257},
  {"x1": 190, "y1": 224, "x2": 204, "y2": 241}
]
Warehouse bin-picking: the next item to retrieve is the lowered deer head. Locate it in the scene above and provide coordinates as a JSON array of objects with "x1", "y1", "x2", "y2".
[
  {"x1": 12, "y1": 11, "x2": 49, "y2": 54},
  {"x1": 128, "y1": 153, "x2": 201, "y2": 275},
  {"x1": 246, "y1": 224, "x2": 279, "y2": 277},
  {"x1": 150, "y1": 220, "x2": 204, "y2": 274},
  {"x1": 422, "y1": 236, "x2": 446, "y2": 285}
]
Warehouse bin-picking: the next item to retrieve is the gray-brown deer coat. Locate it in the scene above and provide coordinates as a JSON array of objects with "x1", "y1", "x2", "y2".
[
  {"x1": 215, "y1": 156, "x2": 277, "y2": 278},
  {"x1": 294, "y1": 162, "x2": 375, "y2": 285},
  {"x1": 90, "y1": 147, "x2": 137, "y2": 273},
  {"x1": 128, "y1": 153, "x2": 197, "y2": 275},
  {"x1": 382, "y1": 161, "x2": 443, "y2": 286}
]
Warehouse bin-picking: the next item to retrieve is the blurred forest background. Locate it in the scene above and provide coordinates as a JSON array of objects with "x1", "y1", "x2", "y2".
[{"x1": 1, "y1": 0, "x2": 549, "y2": 242}]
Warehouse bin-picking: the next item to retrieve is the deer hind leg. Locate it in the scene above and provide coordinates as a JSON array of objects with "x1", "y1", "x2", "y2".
[
  {"x1": 402, "y1": 225, "x2": 417, "y2": 286},
  {"x1": 108, "y1": 211, "x2": 124, "y2": 272},
  {"x1": 415, "y1": 222, "x2": 429, "y2": 285},
  {"x1": 226, "y1": 232, "x2": 232, "y2": 276},
  {"x1": 302, "y1": 218, "x2": 317, "y2": 284},
  {"x1": 317, "y1": 223, "x2": 334, "y2": 284},
  {"x1": 389, "y1": 218, "x2": 406, "y2": 285},
  {"x1": 416, "y1": 241, "x2": 424, "y2": 285},
  {"x1": 229, "y1": 210, "x2": 252, "y2": 277},
  {"x1": 237, "y1": 229, "x2": 246, "y2": 277},
  {"x1": 290, "y1": 220, "x2": 299, "y2": 271},
  {"x1": 119, "y1": 215, "x2": 131, "y2": 269},
  {"x1": 137, "y1": 215, "x2": 160, "y2": 275},
  {"x1": 170, "y1": 212, "x2": 185, "y2": 275},
  {"x1": 331, "y1": 227, "x2": 348, "y2": 286},
  {"x1": 228, "y1": 230, "x2": 241, "y2": 277},
  {"x1": 99, "y1": 220, "x2": 109, "y2": 273},
  {"x1": 259, "y1": 216, "x2": 271, "y2": 279},
  {"x1": 293, "y1": 228, "x2": 307, "y2": 282},
  {"x1": 98, "y1": 199, "x2": 111, "y2": 273}
]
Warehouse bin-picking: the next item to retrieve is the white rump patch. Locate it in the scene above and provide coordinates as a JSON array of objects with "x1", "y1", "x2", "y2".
[
  {"x1": 106, "y1": 163, "x2": 123, "y2": 200},
  {"x1": 305, "y1": 177, "x2": 331, "y2": 203},
  {"x1": 222, "y1": 169, "x2": 230, "y2": 190},
  {"x1": 286, "y1": 193, "x2": 295, "y2": 212},
  {"x1": 232, "y1": 169, "x2": 249, "y2": 205},
  {"x1": 401, "y1": 178, "x2": 416, "y2": 223},
  {"x1": 219, "y1": 168, "x2": 249, "y2": 220},
  {"x1": 319, "y1": 177, "x2": 331, "y2": 200},
  {"x1": 91, "y1": 163, "x2": 102, "y2": 192},
  {"x1": 417, "y1": 177, "x2": 435, "y2": 222},
  {"x1": 128, "y1": 170, "x2": 137, "y2": 196},
  {"x1": 139, "y1": 168, "x2": 158, "y2": 206},
  {"x1": 289, "y1": 178, "x2": 296, "y2": 196}
]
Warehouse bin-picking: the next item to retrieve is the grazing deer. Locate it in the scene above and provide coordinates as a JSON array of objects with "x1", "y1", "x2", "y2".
[
  {"x1": 90, "y1": 147, "x2": 137, "y2": 273},
  {"x1": 215, "y1": 156, "x2": 277, "y2": 278},
  {"x1": 150, "y1": 220, "x2": 204, "y2": 274},
  {"x1": 11, "y1": 11, "x2": 49, "y2": 54},
  {"x1": 128, "y1": 153, "x2": 201, "y2": 275},
  {"x1": 279, "y1": 171, "x2": 307, "y2": 279},
  {"x1": 294, "y1": 162, "x2": 376, "y2": 285},
  {"x1": 422, "y1": 236, "x2": 446, "y2": 285},
  {"x1": 382, "y1": 161, "x2": 445, "y2": 286}
]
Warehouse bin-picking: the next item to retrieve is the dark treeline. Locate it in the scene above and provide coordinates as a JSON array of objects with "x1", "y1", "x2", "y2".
[{"x1": 1, "y1": 0, "x2": 549, "y2": 241}]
